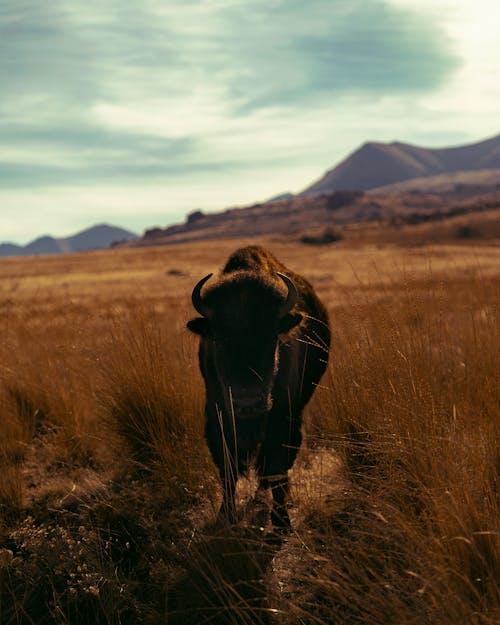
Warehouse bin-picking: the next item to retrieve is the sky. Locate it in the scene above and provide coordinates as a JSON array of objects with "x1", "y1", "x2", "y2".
[{"x1": 1, "y1": 0, "x2": 499, "y2": 244}]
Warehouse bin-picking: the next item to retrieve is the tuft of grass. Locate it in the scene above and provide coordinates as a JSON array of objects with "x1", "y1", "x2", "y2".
[
  {"x1": 98, "y1": 308, "x2": 209, "y2": 499},
  {"x1": 167, "y1": 525, "x2": 277, "y2": 625}
]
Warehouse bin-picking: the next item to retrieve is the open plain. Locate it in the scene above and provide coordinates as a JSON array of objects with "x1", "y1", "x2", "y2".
[{"x1": 0, "y1": 234, "x2": 499, "y2": 624}]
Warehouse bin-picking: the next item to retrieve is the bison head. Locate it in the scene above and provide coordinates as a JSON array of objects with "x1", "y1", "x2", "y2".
[{"x1": 187, "y1": 272, "x2": 302, "y2": 420}]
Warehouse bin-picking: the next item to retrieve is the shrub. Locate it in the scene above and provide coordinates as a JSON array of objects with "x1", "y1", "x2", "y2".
[
  {"x1": 455, "y1": 225, "x2": 481, "y2": 239},
  {"x1": 325, "y1": 191, "x2": 364, "y2": 211},
  {"x1": 301, "y1": 227, "x2": 344, "y2": 245}
]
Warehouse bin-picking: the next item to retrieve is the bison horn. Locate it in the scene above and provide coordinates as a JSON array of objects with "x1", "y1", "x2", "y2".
[
  {"x1": 191, "y1": 273, "x2": 213, "y2": 317},
  {"x1": 277, "y1": 272, "x2": 298, "y2": 317}
]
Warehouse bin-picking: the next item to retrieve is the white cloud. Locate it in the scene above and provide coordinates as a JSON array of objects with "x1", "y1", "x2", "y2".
[
  {"x1": 388, "y1": 0, "x2": 500, "y2": 126},
  {"x1": 1, "y1": 145, "x2": 89, "y2": 168},
  {"x1": 91, "y1": 91, "x2": 229, "y2": 140}
]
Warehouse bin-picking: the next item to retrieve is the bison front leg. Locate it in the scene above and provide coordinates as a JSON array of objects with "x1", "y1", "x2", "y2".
[
  {"x1": 218, "y1": 459, "x2": 238, "y2": 523},
  {"x1": 205, "y1": 408, "x2": 239, "y2": 524},
  {"x1": 261, "y1": 474, "x2": 291, "y2": 530},
  {"x1": 257, "y1": 413, "x2": 302, "y2": 532}
]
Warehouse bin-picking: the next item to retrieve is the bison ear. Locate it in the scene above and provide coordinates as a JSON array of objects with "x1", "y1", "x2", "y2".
[
  {"x1": 279, "y1": 312, "x2": 303, "y2": 334},
  {"x1": 187, "y1": 317, "x2": 211, "y2": 337}
]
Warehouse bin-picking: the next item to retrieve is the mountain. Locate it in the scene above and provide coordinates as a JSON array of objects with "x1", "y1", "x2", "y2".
[
  {"x1": 66, "y1": 224, "x2": 137, "y2": 252},
  {"x1": 301, "y1": 133, "x2": 500, "y2": 196},
  {"x1": 0, "y1": 223, "x2": 137, "y2": 258}
]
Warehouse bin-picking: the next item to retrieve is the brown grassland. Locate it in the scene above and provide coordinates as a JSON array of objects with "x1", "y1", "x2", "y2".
[{"x1": 0, "y1": 232, "x2": 499, "y2": 624}]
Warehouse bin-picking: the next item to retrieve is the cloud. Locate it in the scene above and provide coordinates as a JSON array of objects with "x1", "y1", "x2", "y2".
[
  {"x1": 0, "y1": 118, "x2": 202, "y2": 187},
  {"x1": 211, "y1": 0, "x2": 460, "y2": 111},
  {"x1": 1, "y1": 0, "x2": 459, "y2": 121},
  {"x1": 0, "y1": 0, "x2": 458, "y2": 174}
]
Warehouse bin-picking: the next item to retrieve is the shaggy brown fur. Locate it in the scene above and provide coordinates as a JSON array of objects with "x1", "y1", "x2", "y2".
[{"x1": 188, "y1": 246, "x2": 331, "y2": 528}]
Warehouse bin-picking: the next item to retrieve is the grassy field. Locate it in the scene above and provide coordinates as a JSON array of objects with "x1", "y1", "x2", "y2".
[{"x1": 0, "y1": 237, "x2": 499, "y2": 624}]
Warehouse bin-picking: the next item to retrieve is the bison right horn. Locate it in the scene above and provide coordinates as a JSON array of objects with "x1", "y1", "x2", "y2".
[
  {"x1": 191, "y1": 273, "x2": 213, "y2": 317},
  {"x1": 277, "y1": 272, "x2": 298, "y2": 317}
]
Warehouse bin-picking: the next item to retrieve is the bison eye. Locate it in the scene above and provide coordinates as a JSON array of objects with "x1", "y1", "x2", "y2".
[{"x1": 279, "y1": 312, "x2": 303, "y2": 334}]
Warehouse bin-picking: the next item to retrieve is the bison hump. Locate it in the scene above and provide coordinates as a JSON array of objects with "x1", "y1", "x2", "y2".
[{"x1": 222, "y1": 245, "x2": 284, "y2": 274}]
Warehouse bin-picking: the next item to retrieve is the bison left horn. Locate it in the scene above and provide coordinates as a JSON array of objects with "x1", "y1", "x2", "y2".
[
  {"x1": 277, "y1": 272, "x2": 298, "y2": 317},
  {"x1": 192, "y1": 273, "x2": 213, "y2": 317}
]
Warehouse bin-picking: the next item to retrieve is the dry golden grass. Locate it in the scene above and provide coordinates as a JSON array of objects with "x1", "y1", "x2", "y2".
[{"x1": 0, "y1": 237, "x2": 498, "y2": 624}]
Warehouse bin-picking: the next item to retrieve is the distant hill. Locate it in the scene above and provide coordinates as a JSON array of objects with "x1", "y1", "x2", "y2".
[
  {"x1": 0, "y1": 223, "x2": 137, "y2": 258},
  {"x1": 370, "y1": 168, "x2": 500, "y2": 195},
  {"x1": 266, "y1": 192, "x2": 295, "y2": 204},
  {"x1": 301, "y1": 133, "x2": 500, "y2": 196},
  {"x1": 126, "y1": 183, "x2": 500, "y2": 248}
]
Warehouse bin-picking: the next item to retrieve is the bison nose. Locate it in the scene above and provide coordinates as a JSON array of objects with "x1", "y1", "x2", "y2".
[
  {"x1": 233, "y1": 395, "x2": 259, "y2": 409},
  {"x1": 229, "y1": 386, "x2": 272, "y2": 416}
]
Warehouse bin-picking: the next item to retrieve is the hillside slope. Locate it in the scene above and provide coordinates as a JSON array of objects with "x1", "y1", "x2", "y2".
[
  {"x1": 371, "y1": 168, "x2": 500, "y2": 194},
  {"x1": 129, "y1": 186, "x2": 500, "y2": 248}
]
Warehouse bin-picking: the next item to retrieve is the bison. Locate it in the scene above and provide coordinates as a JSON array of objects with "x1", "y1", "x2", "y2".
[{"x1": 187, "y1": 246, "x2": 330, "y2": 529}]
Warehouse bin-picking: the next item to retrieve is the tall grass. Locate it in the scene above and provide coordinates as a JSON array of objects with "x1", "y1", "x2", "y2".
[
  {"x1": 0, "y1": 295, "x2": 212, "y2": 623},
  {"x1": 0, "y1": 244, "x2": 498, "y2": 624},
  {"x1": 98, "y1": 307, "x2": 208, "y2": 494},
  {"x1": 292, "y1": 269, "x2": 499, "y2": 624}
]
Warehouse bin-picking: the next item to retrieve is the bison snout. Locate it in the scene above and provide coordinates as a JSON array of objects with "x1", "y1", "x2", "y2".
[
  {"x1": 229, "y1": 387, "x2": 272, "y2": 418},
  {"x1": 234, "y1": 404, "x2": 270, "y2": 421}
]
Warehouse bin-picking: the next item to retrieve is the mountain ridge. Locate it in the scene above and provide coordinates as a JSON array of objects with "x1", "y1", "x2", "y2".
[
  {"x1": 300, "y1": 133, "x2": 500, "y2": 195},
  {"x1": 0, "y1": 223, "x2": 137, "y2": 258}
]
